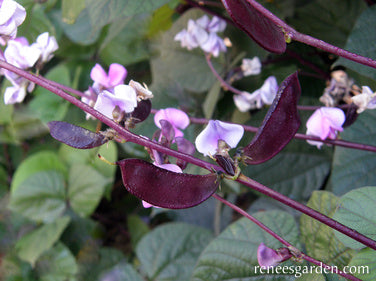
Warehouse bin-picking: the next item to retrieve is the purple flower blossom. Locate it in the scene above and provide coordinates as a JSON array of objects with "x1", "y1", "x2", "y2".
[
  {"x1": 90, "y1": 63, "x2": 127, "y2": 90},
  {"x1": 4, "y1": 37, "x2": 41, "y2": 69},
  {"x1": 241, "y1": 57, "x2": 262, "y2": 76},
  {"x1": 94, "y1": 84, "x2": 137, "y2": 120},
  {"x1": 154, "y1": 108, "x2": 190, "y2": 138},
  {"x1": 195, "y1": 120, "x2": 244, "y2": 156},
  {"x1": 0, "y1": 0, "x2": 26, "y2": 45},
  {"x1": 233, "y1": 76, "x2": 278, "y2": 112},
  {"x1": 257, "y1": 243, "x2": 292, "y2": 268},
  {"x1": 32, "y1": 32, "x2": 58, "y2": 63},
  {"x1": 174, "y1": 15, "x2": 227, "y2": 57},
  {"x1": 306, "y1": 107, "x2": 345, "y2": 148}
]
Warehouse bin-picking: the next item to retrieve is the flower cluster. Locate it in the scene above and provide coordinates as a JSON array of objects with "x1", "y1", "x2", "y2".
[
  {"x1": 233, "y1": 76, "x2": 278, "y2": 112},
  {"x1": 81, "y1": 63, "x2": 153, "y2": 122},
  {"x1": 2, "y1": 32, "x2": 58, "y2": 104},
  {"x1": 174, "y1": 15, "x2": 227, "y2": 57}
]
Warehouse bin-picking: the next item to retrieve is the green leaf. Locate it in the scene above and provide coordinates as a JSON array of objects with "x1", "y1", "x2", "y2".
[
  {"x1": 0, "y1": 80, "x2": 14, "y2": 124},
  {"x1": 243, "y1": 152, "x2": 331, "y2": 201},
  {"x1": 335, "y1": 5, "x2": 376, "y2": 80},
  {"x1": 29, "y1": 64, "x2": 71, "y2": 123},
  {"x1": 16, "y1": 216, "x2": 70, "y2": 267},
  {"x1": 333, "y1": 186, "x2": 376, "y2": 249},
  {"x1": 347, "y1": 248, "x2": 375, "y2": 280},
  {"x1": 11, "y1": 151, "x2": 67, "y2": 192},
  {"x1": 62, "y1": 0, "x2": 86, "y2": 24},
  {"x1": 85, "y1": 0, "x2": 127, "y2": 31},
  {"x1": 68, "y1": 164, "x2": 108, "y2": 217},
  {"x1": 127, "y1": 215, "x2": 149, "y2": 249},
  {"x1": 136, "y1": 222, "x2": 213, "y2": 281},
  {"x1": 99, "y1": 15, "x2": 150, "y2": 65},
  {"x1": 300, "y1": 191, "x2": 354, "y2": 267},
  {"x1": 192, "y1": 211, "x2": 299, "y2": 280},
  {"x1": 289, "y1": 0, "x2": 366, "y2": 47},
  {"x1": 36, "y1": 242, "x2": 78, "y2": 281},
  {"x1": 9, "y1": 171, "x2": 67, "y2": 223},
  {"x1": 329, "y1": 110, "x2": 376, "y2": 195},
  {"x1": 59, "y1": 9, "x2": 101, "y2": 45},
  {"x1": 99, "y1": 262, "x2": 144, "y2": 281},
  {"x1": 122, "y1": 0, "x2": 173, "y2": 16}
]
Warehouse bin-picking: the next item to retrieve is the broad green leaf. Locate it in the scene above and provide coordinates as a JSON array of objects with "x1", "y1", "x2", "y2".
[
  {"x1": 122, "y1": 0, "x2": 173, "y2": 17},
  {"x1": 329, "y1": 110, "x2": 376, "y2": 195},
  {"x1": 11, "y1": 151, "x2": 67, "y2": 192},
  {"x1": 99, "y1": 15, "x2": 150, "y2": 71},
  {"x1": 192, "y1": 211, "x2": 299, "y2": 280},
  {"x1": 85, "y1": 0, "x2": 127, "y2": 31},
  {"x1": 9, "y1": 171, "x2": 67, "y2": 223},
  {"x1": 300, "y1": 191, "x2": 354, "y2": 267},
  {"x1": 243, "y1": 152, "x2": 331, "y2": 201},
  {"x1": 16, "y1": 216, "x2": 70, "y2": 267},
  {"x1": 99, "y1": 262, "x2": 144, "y2": 281},
  {"x1": 36, "y1": 242, "x2": 78, "y2": 281},
  {"x1": 347, "y1": 248, "x2": 375, "y2": 280},
  {"x1": 68, "y1": 164, "x2": 108, "y2": 217},
  {"x1": 29, "y1": 64, "x2": 71, "y2": 123},
  {"x1": 290, "y1": 0, "x2": 366, "y2": 47},
  {"x1": 62, "y1": 0, "x2": 85, "y2": 24},
  {"x1": 147, "y1": 4, "x2": 175, "y2": 37},
  {"x1": 335, "y1": 5, "x2": 376, "y2": 80},
  {"x1": 136, "y1": 222, "x2": 213, "y2": 281},
  {"x1": 333, "y1": 186, "x2": 376, "y2": 249},
  {"x1": 127, "y1": 215, "x2": 149, "y2": 249},
  {"x1": 59, "y1": 9, "x2": 101, "y2": 45}
]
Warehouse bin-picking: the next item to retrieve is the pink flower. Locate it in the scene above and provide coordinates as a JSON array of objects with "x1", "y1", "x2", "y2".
[
  {"x1": 4, "y1": 37, "x2": 41, "y2": 69},
  {"x1": 257, "y1": 243, "x2": 291, "y2": 268},
  {"x1": 90, "y1": 63, "x2": 127, "y2": 90},
  {"x1": 195, "y1": 120, "x2": 244, "y2": 156},
  {"x1": 94, "y1": 84, "x2": 137, "y2": 120},
  {"x1": 0, "y1": 0, "x2": 26, "y2": 45},
  {"x1": 306, "y1": 107, "x2": 345, "y2": 148},
  {"x1": 154, "y1": 108, "x2": 190, "y2": 138}
]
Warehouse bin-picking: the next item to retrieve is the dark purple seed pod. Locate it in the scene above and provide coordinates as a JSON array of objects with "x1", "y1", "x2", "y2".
[
  {"x1": 116, "y1": 158, "x2": 219, "y2": 209},
  {"x1": 48, "y1": 121, "x2": 107, "y2": 149},
  {"x1": 131, "y1": 99, "x2": 152, "y2": 123},
  {"x1": 214, "y1": 155, "x2": 236, "y2": 176},
  {"x1": 243, "y1": 72, "x2": 301, "y2": 164},
  {"x1": 222, "y1": 0, "x2": 286, "y2": 54},
  {"x1": 342, "y1": 103, "x2": 358, "y2": 128}
]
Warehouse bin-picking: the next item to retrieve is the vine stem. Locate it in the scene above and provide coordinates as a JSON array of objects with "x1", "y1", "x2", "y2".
[
  {"x1": 1, "y1": 59, "x2": 375, "y2": 251},
  {"x1": 213, "y1": 194, "x2": 362, "y2": 281}
]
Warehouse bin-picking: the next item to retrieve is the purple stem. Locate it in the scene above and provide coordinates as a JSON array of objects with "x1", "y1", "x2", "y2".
[
  {"x1": 0, "y1": 59, "x2": 375, "y2": 250},
  {"x1": 213, "y1": 194, "x2": 362, "y2": 281},
  {"x1": 205, "y1": 54, "x2": 244, "y2": 95}
]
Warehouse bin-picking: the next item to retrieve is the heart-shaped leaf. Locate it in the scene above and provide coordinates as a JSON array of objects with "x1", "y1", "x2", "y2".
[
  {"x1": 243, "y1": 72, "x2": 301, "y2": 164},
  {"x1": 221, "y1": 0, "x2": 286, "y2": 53},
  {"x1": 48, "y1": 121, "x2": 107, "y2": 149},
  {"x1": 116, "y1": 158, "x2": 219, "y2": 209}
]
